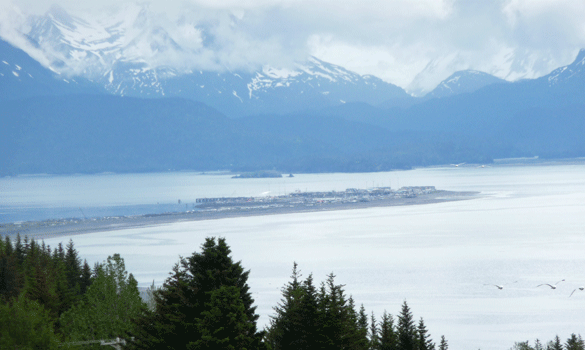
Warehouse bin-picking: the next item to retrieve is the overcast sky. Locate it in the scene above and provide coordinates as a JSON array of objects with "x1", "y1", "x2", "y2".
[{"x1": 2, "y1": 0, "x2": 585, "y2": 93}]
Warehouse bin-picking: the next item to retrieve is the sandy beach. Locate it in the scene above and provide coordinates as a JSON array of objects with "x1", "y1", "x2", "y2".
[{"x1": 1, "y1": 190, "x2": 478, "y2": 240}]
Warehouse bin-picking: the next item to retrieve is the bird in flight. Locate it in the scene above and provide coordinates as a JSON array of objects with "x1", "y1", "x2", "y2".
[
  {"x1": 537, "y1": 279, "x2": 565, "y2": 289},
  {"x1": 569, "y1": 286, "x2": 584, "y2": 297},
  {"x1": 484, "y1": 284, "x2": 504, "y2": 290},
  {"x1": 484, "y1": 281, "x2": 516, "y2": 290},
  {"x1": 451, "y1": 162, "x2": 465, "y2": 167}
]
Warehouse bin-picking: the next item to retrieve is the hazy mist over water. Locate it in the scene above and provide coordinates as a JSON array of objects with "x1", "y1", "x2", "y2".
[{"x1": 2, "y1": 164, "x2": 585, "y2": 350}]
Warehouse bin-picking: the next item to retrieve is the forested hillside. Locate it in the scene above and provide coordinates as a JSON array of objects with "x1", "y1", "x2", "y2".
[
  {"x1": 1, "y1": 234, "x2": 582, "y2": 349},
  {"x1": 0, "y1": 235, "x2": 447, "y2": 349}
]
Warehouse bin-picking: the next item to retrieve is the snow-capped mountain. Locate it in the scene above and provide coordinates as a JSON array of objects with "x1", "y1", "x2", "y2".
[
  {"x1": 426, "y1": 70, "x2": 507, "y2": 99},
  {"x1": 544, "y1": 49, "x2": 585, "y2": 87},
  {"x1": 27, "y1": 4, "x2": 180, "y2": 77},
  {"x1": 0, "y1": 38, "x2": 101, "y2": 99},
  {"x1": 18, "y1": 4, "x2": 409, "y2": 116},
  {"x1": 408, "y1": 48, "x2": 570, "y2": 97}
]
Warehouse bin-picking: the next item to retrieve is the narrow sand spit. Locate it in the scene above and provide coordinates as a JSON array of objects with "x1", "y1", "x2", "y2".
[{"x1": 1, "y1": 190, "x2": 478, "y2": 240}]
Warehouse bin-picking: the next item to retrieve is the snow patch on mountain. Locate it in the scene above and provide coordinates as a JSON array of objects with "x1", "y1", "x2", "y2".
[
  {"x1": 546, "y1": 49, "x2": 585, "y2": 86},
  {"x1": 427, "y1": 69, "x2": 507, "y2": 99}
]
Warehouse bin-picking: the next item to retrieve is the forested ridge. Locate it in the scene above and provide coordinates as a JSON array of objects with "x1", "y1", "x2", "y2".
[{"x1": 0, "y1": 234, "x2": 582, "y2": 350}]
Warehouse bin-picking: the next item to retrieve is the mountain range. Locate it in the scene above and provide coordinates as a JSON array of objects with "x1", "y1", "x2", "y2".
[{"x1": 1, "y1": 5, "x2": 585, "y2": 175}]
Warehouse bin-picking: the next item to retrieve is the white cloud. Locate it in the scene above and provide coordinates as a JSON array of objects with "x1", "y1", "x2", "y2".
[{"x1": 1, "y1": 0, "x2": 584, "y2": 92}]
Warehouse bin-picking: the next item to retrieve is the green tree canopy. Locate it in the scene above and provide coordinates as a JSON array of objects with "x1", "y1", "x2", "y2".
[
  {"x1": 59, "y1": 254, "x2": 145, "y2": 343},
  {"x1": 131, "y1": 237, "x2": 265, "y2": 350},
  {"x1": 397, "y1": 301, "x2": 417, "y2": 350},
  {"x1": 0, "y1": 294, "x2": 61, "y2": 350}
]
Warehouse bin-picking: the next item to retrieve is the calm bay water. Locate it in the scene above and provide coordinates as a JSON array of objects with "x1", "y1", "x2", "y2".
[{"x1": 2, "y1": 164, "x2": 585, "y2": 350}]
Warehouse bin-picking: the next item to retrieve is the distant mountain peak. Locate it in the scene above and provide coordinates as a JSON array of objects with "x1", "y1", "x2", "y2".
[
  {"x1": 46, "y1": 4, "x2": 78, "y2": 29},
  {"x1": 546, "y1": 48, "x2": 585, "y2": 86},
  {"x1": 574, "y1": 49, "x2": 585, "y2": 66},
  {"x1": 426, "y1": 69, "x2": 506, "y2": 99}
]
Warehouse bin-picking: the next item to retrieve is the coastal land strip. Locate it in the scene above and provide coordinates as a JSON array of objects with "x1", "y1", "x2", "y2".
[{"x1": 1, "y1": 189, "x2": 479, "y2": 241}]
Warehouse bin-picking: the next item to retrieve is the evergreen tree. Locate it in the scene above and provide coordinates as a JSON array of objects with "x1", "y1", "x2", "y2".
[
  {"x1": 133, "y1": 263, "x2": 193, "y2": 350},
  {"x1": 512, "y1": 341, "x2": 534, "y2": 350},
  {"x1": 266, "y1": 262, "x2": 317, "y2": 350},
  {"x1": 131, "y1": 237, "x2": 265, "y2": 350},
  {"x1": 14, "y1": 234, "x2": 25, "y2": 267},
  {"x1": 379, "y1": 311, "x2": 397, "y2": 350},
  {"x1": 547, "y1": 335, "x2": 563, "y2": 350},
  {"x1": 416, "y1": 318, "x2": 435, "y2": 350},
  {"x1": 298, "y1": 273, "x2": 320, "y2": 350},
  {"x1": 188, "y1": 285, "x2": 255, "y2": 350},
  {"x1": 355, "y1": 304, "x2": 370, "y2": 350},
  {"x1": 317, "y1": 273, "x2": 352, "y2": 350},
  {"x1": 80, "y1": 260, "x2": 93, "y2": 295},
  {"x1": 370, "y1": 312, "x2": 380, "y2": 350},
  {"x1": 565, "y1": 334, "x2": 585, "y2": 350},
  {"x1": 64, "y1": 239, "x2": 82, "y2": 296},
  {"x1": 438, "y1": 335, "x2": 448, "y2": 350},
  {"x1": 0, "y1": 294, "x2": 60, "y2": 350},
  {"x1": 0, "y1": 238, "x2": 19, "y2": 301},
  {"x1": 397, "y1": 301, "x2": 417, "y2": 350}
]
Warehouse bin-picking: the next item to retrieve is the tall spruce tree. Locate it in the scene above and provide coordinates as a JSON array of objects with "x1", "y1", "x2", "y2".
[
  {"x1": 547, "y1": 335, "x2": 563, "y2": 350},
  {"x1": 565, "y1": 334, "x2": 585, "y2": 350},
  {"x1": 379, "y1": 311, "x2": 397, "y2": 350},
  {"x1": 370, "y1": 312, "x2": 381, "y2": 350},
  {"x1": 266, "y1": 262, "x2": 319, "y2": 350},
  {"x1": 317, "y1": 273, "x2": 351, "y2": 350},
  {"x1": 131, "y1": 237, "x2": 265, "y2": 350},
  {"x1": 416, "y1": 318, "x2": 435, "y2": 350},
  {"x1": 438, "y1": 335, "x2": 448, "y2": 350},
  {"x1": 397, "y1": 301, "x2": 417, "y2": 350},
  {"x1": 355, "y1": 304, "x2": 370, "y2": 350},
  {"x1": 64, "y1": 239, "x2": 82, "y2": 296}
]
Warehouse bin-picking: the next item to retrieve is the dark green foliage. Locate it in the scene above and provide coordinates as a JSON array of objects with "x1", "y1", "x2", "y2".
[
  {"x1": 64, "y1": 239, "x2": 82, "y2": 295},
  {"x1": 0, "y1": 234, "x2": 106, "y2": 344},
  {"x1": 417, "y1": 318, "x2": 435, "y2": 350},
  {"x1": 379, "y1": 311, "x2": 397, "y2": 350},
  {"x1": 510, "y1": 334, "x2": 585, "y2": 350},
  {"x1": 80, "y1": 260, "x2": 93, "y2": 295},
  {"x1": 397, "y1": 301, "x2": 417, "y2": 350},
  {"x1": 266, "y1": 263, "x2": 320, "y2": 350},
  {"x1": 512, "y1": 341, "x2": 535, "y2": 350},
  {"x1": 188, "y1": 285, "x2": 255, "y2": 350},
  {"x1": 565, "y1": 334, "x2": 585, "y2": 350},
  {"x1": 0, "y1": 237, "x2": 19, "y2": 301},
  {"x1": 317, "y1": 273, "x2": 353, "y2": 350},
  {"x1": 355, "y1": 304, "x2": 370, "y2": 350},
  {"x1": 131, "y1": 237, "x2": 265, "y2": 350},
  {"x1": 0, "y1": 235, "x2": 89, "y2": 319},
  {"x1": 548, "y1": 336, "x2": 563, "y2": 350},
  {"x1": 0, "y1": 294, "x2": 61, "y2": 349},
  {"x1": 438, "y1": 335, "x2": 448, "y2": 350},
  {"x1": 267, "y1": 265, "x2": 439, "y2": 350},
  {"x1": 370, "y1": 312, "x2": 381, "y2": 350}
]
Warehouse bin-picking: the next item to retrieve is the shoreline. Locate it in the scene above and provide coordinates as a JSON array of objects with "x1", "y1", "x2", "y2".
[{"x1": 0, "y1": 190, "x2": 479, "y2": 241}]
